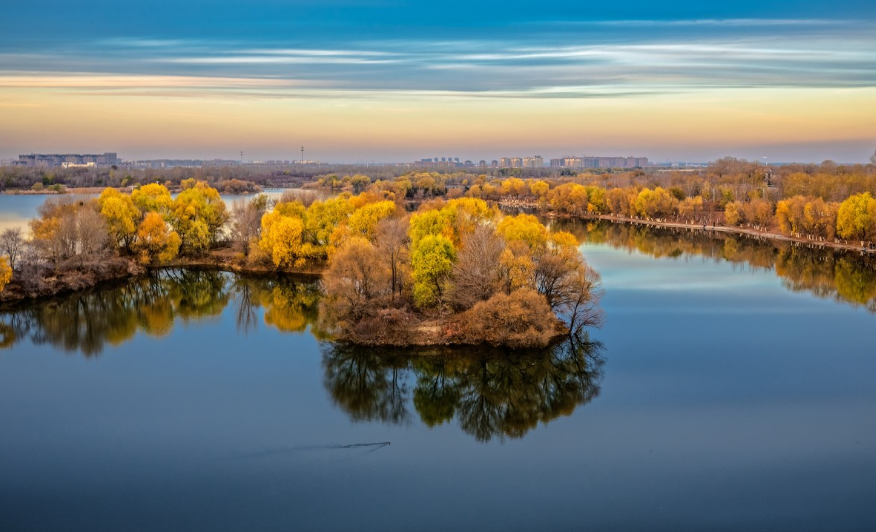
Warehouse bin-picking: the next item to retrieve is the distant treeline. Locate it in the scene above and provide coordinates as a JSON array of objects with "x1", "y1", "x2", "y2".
[{"x1": 308, "y1": 158, "x2": 876, "y2": 244}]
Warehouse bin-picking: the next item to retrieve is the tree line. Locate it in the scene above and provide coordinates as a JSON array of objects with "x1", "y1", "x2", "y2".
[{"x1": 308, "y1": 160, "x2": 876, "y2": 246}]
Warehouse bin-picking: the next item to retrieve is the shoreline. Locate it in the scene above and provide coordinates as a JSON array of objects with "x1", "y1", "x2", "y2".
[
  {"x1": 4, "y1": 210, "x2": 874, "y2": 311},
  {"x1": 0, "y1": 251, "x2": 325, "y2": 310},
  {"x1": 496, "y1": 203, "x2": 876, "y2": 255}
]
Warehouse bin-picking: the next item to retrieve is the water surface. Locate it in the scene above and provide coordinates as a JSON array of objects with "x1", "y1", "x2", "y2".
[{"x1": 1, "y1": 223, "x2": 875, "y2": 531}]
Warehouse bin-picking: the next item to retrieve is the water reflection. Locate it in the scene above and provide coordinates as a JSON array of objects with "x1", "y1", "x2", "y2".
[
  {"x1": 556, "y1": 219, "x2": 876, "y2": 312},
  {"x1": 322, "y1": 337, "x2": 605, "y2": 442},
  {"x1": 233, "y1": 276, "x2": 321, "y2": 335},
  {"x1": 0, "y1": 270, "x2": 320, "y2": 355}
]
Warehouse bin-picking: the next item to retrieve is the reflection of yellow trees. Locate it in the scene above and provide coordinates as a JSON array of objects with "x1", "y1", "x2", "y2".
[
  {"x1": 0, "y1": 271, "x2": 328, "y2": 355},
  {"x1": 834, "y1": 257, "x2": 876, "y2": 305},
  {"x1": 553, "y1": 219, "x2": 876, "y2": 311},
  {"x1": 232, "y1": 276, "x2": 321, "y2": 335},
  {"x1": 164, "y1": 270, "x2": 230, "y2": 321},
  {"x1": 138, "y1": 298, "x2": 175, "y2": 338},
  {"x1": 322, "y1": 338, "x2": 604, "y2": 442},
  {"x1": 0, "y1": 270, "x2": 232, "y2": 356},
  {"x1": 0, "y1": 322, "x2": 16, "y2": 350}
]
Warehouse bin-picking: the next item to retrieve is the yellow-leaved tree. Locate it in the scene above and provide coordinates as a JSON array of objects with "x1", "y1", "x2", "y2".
[
  {"x1": 409, "y1": 208, "x2": 456, "y2": 249},
  {"x1": 347, "y1": 200, "x2": 397, "y2": 240},
  {"x1": 634, "y1": 187, "x2": 678, "y2": 219},
  {"x1": 132, "y1": 183, "x2": 173, "y2": 215},
  {"x1": 0, "y1": 256, "x2": 12, "y2": 292},
  {"x1": 411, "y1": 234, "x2": 456, "y2": 307},
  {"x1": 529, "y1": 180, "x2": 550, "y2": 200},
  {"x1": 497, "y1": 213, "x2": 548, "y2": 251},
  {"x1": 169, "y1": 181, "x2": 228, "y2": 254},
  {"x1": 303, "y1": 197, "x2": 355, "y2": 259},
  {"x1": 259, "y1": 210, "x2": 306, "y2": 268},
  {"x1": 133, "y1": 212, "x2": 181, "y2": 265},
  {"x1": 724, "y1": 201, "x2": 742, "y2": 226},
  {"x1": 97, "y1": 188, "x2": 141, "y2": 250},
  {"x1": 836, "y1": 192, "x2": 876, "y2": 242}
]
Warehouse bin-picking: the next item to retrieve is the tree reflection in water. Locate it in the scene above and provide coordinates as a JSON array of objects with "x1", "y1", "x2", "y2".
[
  {"x1": 555, "y1": 219, "x2": 876, "y2": 312},
  {"x1": 321, "y1": 337, "x2": 605, "y2": 442},
  {"x1": 0, "y1": 270, "x2": 231, "y2": 356},
  {"x1": 232, "y1": 276, "x2": 322, "y2": 336},
  {"x1": 0, "y1": 271, "x2": 324, "y2": 356}
]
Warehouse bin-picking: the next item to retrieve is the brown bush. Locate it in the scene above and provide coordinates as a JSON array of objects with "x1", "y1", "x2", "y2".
[{"x1": 446, "y1": 288, "x2": 565, "y2": 348}]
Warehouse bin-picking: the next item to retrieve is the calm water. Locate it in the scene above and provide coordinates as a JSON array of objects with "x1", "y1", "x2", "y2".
[{"x1": 1, "y1": 222, "x2": 875, "y2": 531}]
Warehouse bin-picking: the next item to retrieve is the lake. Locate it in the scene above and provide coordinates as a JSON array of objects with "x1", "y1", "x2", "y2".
[{"x1": 1, "y1": 221, "x2": 875, "y2": 531}]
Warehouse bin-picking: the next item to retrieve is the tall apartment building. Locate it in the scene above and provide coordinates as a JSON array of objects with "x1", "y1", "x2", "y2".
[
  {"x1": 522, "y1": 156, "x2": 544, "y2": 168},
  {"x1": 549, "y1": 156, "x2": 648, "y2": 169},
  {"x1": 498, "y1": 156, "x2": 542, "y2": 168}
]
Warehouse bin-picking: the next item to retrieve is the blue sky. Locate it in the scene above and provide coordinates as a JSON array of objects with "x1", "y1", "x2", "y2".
[{"x1": 1, "y1": 1, "x2": 875, "y2": 162}]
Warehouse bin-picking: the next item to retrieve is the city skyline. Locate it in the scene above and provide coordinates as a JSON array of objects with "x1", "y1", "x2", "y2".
[{"x1": 1, "y1": 1, "x2": 875, "y2": 163}]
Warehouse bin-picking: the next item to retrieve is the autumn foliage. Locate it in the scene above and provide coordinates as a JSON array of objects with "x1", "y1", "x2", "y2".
[{"x1": 314, "y1": 194, "x2": 602, "y2": 347}]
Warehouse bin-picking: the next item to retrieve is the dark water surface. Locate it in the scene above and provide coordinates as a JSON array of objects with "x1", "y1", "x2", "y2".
[{"x1": 1, "y1": 222, "x2": 875, "y2": 531}]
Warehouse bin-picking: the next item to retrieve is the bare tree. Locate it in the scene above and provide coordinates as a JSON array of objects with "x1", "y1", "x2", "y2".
[
  {"x1": 230, "y1": 194, "x2": 267, "y2": 255},
  {"x1": 75, "y1": 207, "x2": 112, "y2": 261},
  {"x1": 563, "y1": 264, "x2": 604, "y2": 336},
  {"x1": 321, "y1": 239, "x2": 392, "y2": 324},
  {"x1": 0, "y1": 228, "x2": 24, "y2": 270},
  {"x1": 30, "y1": 198, "x2": 111, "y2": 267},
  {"x1": 450, "y1": 224, "x2": 503, "y2": 309},
  {"x1": 279, "y1": 189, "x2": 319, "y2": 207},
  {"x1": 375, "y1": 216, "x2": 410, "y2": 300},
  {"x1": 870, "y1": 149, "x2": 876, "y2": 165},
  {"x1": 533, "y1": 249, "x2": 581, "y2": 311}
]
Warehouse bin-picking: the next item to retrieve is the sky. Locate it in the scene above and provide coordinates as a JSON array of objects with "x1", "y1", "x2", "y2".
[{"x1": 1, "y1": 1, "x2": 875, "y2": 163}]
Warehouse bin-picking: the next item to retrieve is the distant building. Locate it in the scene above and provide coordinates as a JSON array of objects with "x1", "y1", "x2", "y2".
[
  {"x1": 203, "y1": 159, "x2": 241, "y2": 168},
  {"x1": 523, "y1": 155, "x2": 544, "y2": 168},
  {"x1": 417, "y1": 157, "x2": 462, "y2": 168},
  {"x1": 550, "y1": 155, "x2": 649, "y2": 169},
  {"x1": 498, "y1": 155, "x2": 543, "y2": 168},
  {"x1": 19, "y1": 152, "x2": 119, "y2": 168}
]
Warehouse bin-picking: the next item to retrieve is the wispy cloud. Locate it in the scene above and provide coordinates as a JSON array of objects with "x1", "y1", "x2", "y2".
[{"x1": 1, "y1": 19, "x2": 875, "y2": 99}]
